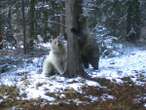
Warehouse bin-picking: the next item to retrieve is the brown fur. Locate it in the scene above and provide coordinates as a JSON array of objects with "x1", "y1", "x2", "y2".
[{"x1": 71, "y1": 16, "x2": 100, "y2": 69}]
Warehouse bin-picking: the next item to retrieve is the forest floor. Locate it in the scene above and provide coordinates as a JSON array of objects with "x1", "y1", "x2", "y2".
[{"x1": 0, "y1": 43, "x2": 146, "y2": 110}]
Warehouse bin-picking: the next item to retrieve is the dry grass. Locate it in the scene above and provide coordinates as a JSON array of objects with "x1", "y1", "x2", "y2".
[{"x1": 0, "y1": 77, "x2": 145, "y2": 110}]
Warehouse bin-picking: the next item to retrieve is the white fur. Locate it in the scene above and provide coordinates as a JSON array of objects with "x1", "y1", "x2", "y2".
[{"x1": 42, "y1": 38, "x2": 66, "y2": 76}]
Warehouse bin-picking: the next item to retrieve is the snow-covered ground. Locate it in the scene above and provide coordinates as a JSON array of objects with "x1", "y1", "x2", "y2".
[
  {"x1": 0, "y1": 43, "x2": 146, "y2": 107},
  {"x1": 91, "y1": 47, "x2": 146, "y2": 85}
]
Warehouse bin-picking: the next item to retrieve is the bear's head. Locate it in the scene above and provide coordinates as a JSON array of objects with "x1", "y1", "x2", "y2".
[{"x1": 50, "y1": 36, "x2": 65, "y2": 54}]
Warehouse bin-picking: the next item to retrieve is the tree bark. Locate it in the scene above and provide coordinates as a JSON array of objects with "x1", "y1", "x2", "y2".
[
  {"x1": 0, "y1": 12, "x2": 3, "y2": 49},
  {"x1": 64, "y1": 0, "x2": 85, "y2": 77},
  {"x1": 26, "y1": 0, "x2": 37, "y2": 53},
  {"x1": 59, "y1": 15, "x2": 65, "y2": 35},
  {"x1": 126, "y1": 0, "x2": 141, "y2": 42},
  {"x1": 21, "y1": 0, "x2": 27, "y2": 54},
  {"x1": 43, "y1": 9, "x2": 49, "y2": 40}
]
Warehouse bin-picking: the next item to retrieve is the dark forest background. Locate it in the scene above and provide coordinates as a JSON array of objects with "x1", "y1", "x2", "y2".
[{"x1": 0, "y1": 0, "x2": 146, "y2": 52}]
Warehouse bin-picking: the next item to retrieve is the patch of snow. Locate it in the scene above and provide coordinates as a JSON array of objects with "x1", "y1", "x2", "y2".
[
  {"x1": 101, "y1": 94, "x2": 115, "y2": 101},
  {"x1": 144, "y1": 103, "x2": 146, "y2": 108},
  {"x1": 85, "y1": 80, "x2": 101, "y2": 87},
  {"x1": 0, "y1": 98, "x2": 3, "y2": 104},
  {"x1": 38, "y1": 42, "x2": 51, "y2": 49},
  {"x1": 87, "y1": 95, "x2": 98, "y2": 102},
  {"x1": 16, "y1": 71, "x2": 101, "y2": 102},
  {"x1": 91, "y1": 49, "x2": 146, "y2": 80},
  {"x1": 86, "y1": 94, "x2": 115, "y2": 102}
]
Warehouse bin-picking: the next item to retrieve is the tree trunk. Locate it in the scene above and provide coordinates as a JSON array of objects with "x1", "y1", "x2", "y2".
[
  {"x1": 21, "y1": 0, "x2": 27, "y2": 54},
  {"x1": 8, "y1": 7, "x2": 12, "y2": 31},
  {"x1": 6, "y1": 6, "x2": 17, "y2": 46},
  {"x1": 59, "y1": 15, "x2": 65, "y2": 36},
  {"x1": 64, "y1": 0, "x2": 85, "y2": 77},
  {"x1": 0, "y1": 30, "x2": 3, "y2": 49},
  {"x1": 0, "y1": 32, "x2": 2, "y2": 49},
  {"x1": 43, "y1": 9, "x2": 49, "y2": 40},
  {"x1": 26, "y1": 0, "x2": 37, "y2": 53},
  {"x1": 0, "y1": 1, "x2": 3, "y2": 49},
  {"x1": 126, "y1": 0, "x2": 141, "y2": 42}
]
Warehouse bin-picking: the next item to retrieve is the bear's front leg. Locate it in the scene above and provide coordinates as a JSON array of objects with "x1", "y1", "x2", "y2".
[
  {"x1": 42, "y1": 59, "x2": 53, "y2": 76},
  {"x1": 53, "y1": 62, "x2": 64, "y2": 75}
]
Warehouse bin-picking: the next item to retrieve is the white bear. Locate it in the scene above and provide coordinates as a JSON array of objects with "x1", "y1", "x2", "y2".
[{"x1": 42, "y1": 36, "x2": 66, "y2": 76}]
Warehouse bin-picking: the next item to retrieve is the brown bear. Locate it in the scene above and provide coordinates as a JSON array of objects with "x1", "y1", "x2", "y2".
[{"x1": 71, "y1": 16, "x2": 100, "y2": 69}]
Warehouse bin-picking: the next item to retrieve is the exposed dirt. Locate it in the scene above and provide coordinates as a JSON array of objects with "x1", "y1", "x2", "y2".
[{"x1": 0, "y1": 78, "x2": 145, "y2": 110}]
